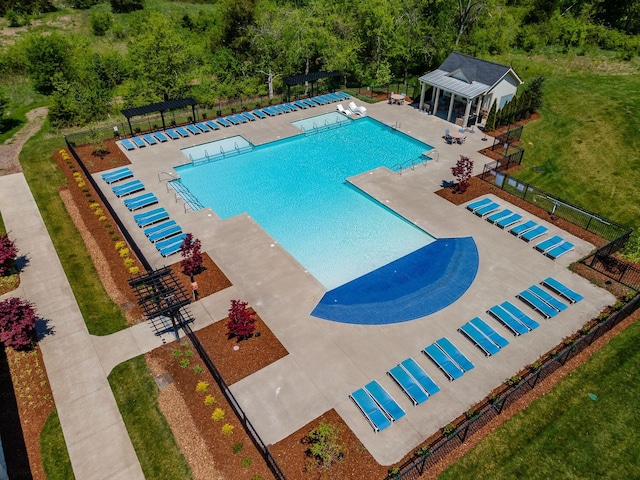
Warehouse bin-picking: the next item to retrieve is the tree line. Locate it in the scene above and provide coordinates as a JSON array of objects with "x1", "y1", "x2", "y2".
[{"x1": 0, "y1": 0, "x2": 639, "y2": 127}]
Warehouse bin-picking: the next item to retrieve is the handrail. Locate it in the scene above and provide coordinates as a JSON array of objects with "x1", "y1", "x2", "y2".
[
  {"x1": 393, "y1": 154, "x2": 433, "y2": 174},
  {"x1": 158, "y1": 171, "x2": 179, "y2": 183}
]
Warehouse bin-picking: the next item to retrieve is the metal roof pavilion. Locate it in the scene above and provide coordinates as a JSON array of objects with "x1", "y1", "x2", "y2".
[{"x1": 120, "y1": 98, "x2": 198, "y2": 135}]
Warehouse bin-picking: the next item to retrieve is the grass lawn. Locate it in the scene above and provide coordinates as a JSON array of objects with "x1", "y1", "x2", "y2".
[
  {"x1": 108, "y1": 356, "x2": 193, "y2": 480},
  {"x1": 40, "y1": 410, "x2": 75, "y2": 480}
]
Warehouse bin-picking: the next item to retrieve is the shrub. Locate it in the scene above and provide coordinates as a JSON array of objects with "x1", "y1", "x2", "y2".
[
  {"x1": 124, "y1": 258, "x2": 135, "y2": 268},
  {"x1": 129, "y1": 266, "x2": 140, "y2": 275},
  {"x1": 180, "y1": 233, "x2": 204, "y2": 278},
  {"x1": 450, "y1": 156, "x2": 474, "y2": 194},
  {"x1": 115, "y1": 241, "x2": 126, "y2": 250},
  {"x1": 0, "y1": 232, "x2": 19, "y2": 276},
  {"x1": 442, "y1": 424, "x2": 456, "y2": 437},
  {"x1": 306, "y1": 421, "x2": 343, "y2": 468},
  {"x1": 241, "y1": 457, "x2": 252, "y2": 468},
  {"x1": 221, "y1": 423, "x2": 234, "y2": 435},
  {"x1": 193, "y1": 365, "x2": 203, "y2": 374},
  {"x1": 212, "y1": 408, "x2": 225, "y2": 421},
  {"x1": 0, "y1": 297, "x2": 37, "y2": 350},
  {"x1": 180, "y1": 359, "x2": 190, "y2": 368},
  {"x1": 99, "y1": 216, "x2": 107, "y2": 222},
  {"x1": 195, "y1": 381, "x2": 209, "y2": 392},
  {"x1": 119, "y1": 248, "x2": 130, "y2": 258},
  {"x1": 204, "y1": 394, "x2": 216, "y2": 405},
  {"x1": 506, "y1": 375, "x2": 522, "y2": 386},
  {"x1": 90, "y1": 203, "x2": 100, "y2": 210},
  {"x1": 89, "y1": 11, "x2": 112, "y2": 36},
  {"x1": 232, "y1": 442, "x2": 244, "y2": 454},
  {"x1": 94, "y1": 208, "x2": 104, "y2": 217},
  {"x1": 226, "y1": 299, "x2": 256, "y2": 341}
]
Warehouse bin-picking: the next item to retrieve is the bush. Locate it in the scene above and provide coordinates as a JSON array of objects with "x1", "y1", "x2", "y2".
[
  {"x1": 204, "y1": 394, "x2": 216, "y2": 405},
  {"x1": 450, "y1": 156, "x2": 474, "y2": 194},
  {"x1": 0, "y1": 232, "x2": 18, "y2": 276},
  {"x1": 221, "y1": 423, "x2": 234, "y2": 435},
  {"x1": 226, "y1": 299, "x2": 256, "y2": 341},
  {"x1": 110, "y1": 0, "x2": 143, "y2": 14},
  {"x1": 0, "y1": 297, "x2": 37, "y2": 350},
  {"x1": 180, "y1": 233, "x2": 204, "y2": 278},
  {"x1": 212, "y1": 407, "x2": 225, "y2": 421},
  {"x1": 306, "y1": 421, "x2": 343, "y2": 468},
  {"x1": 195, "y1": 381, "x2": 209, "y2": 392},
  {"x1": 89, "y1": 11, "x2": 112, "y2": 36}
]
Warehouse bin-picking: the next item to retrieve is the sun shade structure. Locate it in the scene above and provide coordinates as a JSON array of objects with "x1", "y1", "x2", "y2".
[
  {"x1": 121, "y1": 98, "x2": 198, "y2": 136},
  {"x1": 284, "y1": 71, "x2": 342, "y2": 99}
]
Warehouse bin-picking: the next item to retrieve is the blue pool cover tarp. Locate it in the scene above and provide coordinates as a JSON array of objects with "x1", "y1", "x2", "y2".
[{"x1": 311, "y1": 237, "x2": 479, "y2": 325}]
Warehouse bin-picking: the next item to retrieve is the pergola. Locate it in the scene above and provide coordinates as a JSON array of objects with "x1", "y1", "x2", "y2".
[
  {"x1": 284, "y1": 71, "x2": 342, "y2": 99},
  {"x1": 121, "y1": 98, "x2": 198, "y2": 136}
]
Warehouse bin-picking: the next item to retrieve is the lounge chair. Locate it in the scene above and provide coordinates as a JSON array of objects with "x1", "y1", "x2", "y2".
[
  {"x1": 387, "y1": 365, "x2": 429, "y2": 406},
  {"x1": 500, "y1": 302, "x2": 540, "y2": 331},
  {"x1": 400, "y1": 358, "x2": 440, "y2": 396},
  {"x1": 101, "y1": 167, "x2": 133, "y2": 184},
  {"x1": 423, "y1": 344, "x2": 464, "y2": 381},
  {"x1": 487, "y1": 305, "x2": 529, "y2": 336},
  {"x1": 311, "y1": 95, "x2": 328, "y2": 105},
  {"x1": 520, "y1": 225, "x2": 548, "y2": 242},
  {"x1": 283, "y1": 102, "x2": 299, "y2": 111},
  {"x1": 274, "y1": 104, "x2": 290, "y2": 113},
  {"x1": 517, "y1": 290, "x2": 558, "y2": 319},
  {"x1": 541, "y1": 277, "x2": 583, "y2": 303},
  {"x1": 216, "y1": 117, "x2": 233, "y2": 128},
  {"x1": 125, "y1": 193, "x2": 158, "y2": 211},
  {"x1": 239, "y1": 112, "x2": 258, "y2": 121},
  {"x1": 252, "y1": 109, "x2": 268, "y2": 119},
  {"x1": 143, "y1": 220, "x2": 177, "y2": 237},
  {"x1": 131, "y1": 136, "x2": 146, "y2": 148},
  {"x1": 135, "y1": 209, "x2": 169, "y2": 228},
  {"x1": 112, "y1": 180, "x2": 144, "y2": 197},
  {"x1": 120, "y1": 139, "x2": 136, "y2": 151},
  {"x1": 204, "y1": 120, "x2": 220, "y2": 130},
  {"x1": 364, "y1": 381, "x2": 405, "y2": 421},
  {"x1": 337, "y1": 104, "x2": 352, "y2": 117},
  {"x1": 142, "y1": 134, "x2": 158, "y2": 145},
  {"x1": 348, "y1": 101, "x2": 367, "y2": 116},
  {"x1": 301, "y1": 98, "x2": 317, "y2": 108},
  {"x1": 224, "y1": 116, "x2": 241, "y2": 125},
  {"x1": 474, "y1": 202, "x2": 500, "y2": 217},
  {"x1": 466, "y1": 197, "x2": 492, "y2": 212},
  {"x1": 148, "y1": 225, "x2": 182, "y2": 243},
  {"x1": 528, "y1": 285, "x2": 568, "y2": 312},
  {"x1": 262, "y1": 106, "x2": 280, "y2": 116},
  {"x1": 152, "y1": 131, "x2": 169, "y2": 142},
  {"x1": 156, "y1": 233, "x2": 187, "y2": 257},
  {"x1": 164, "y1": 129, "x2": 180, "y2": 140},
  {"x1": 185, "y1": 124, "x2": 201, "y2": 135},
  {"x1": 325, "y1": 93, "x2": 342, "y2": 102},
  {"x1": 229, "y1": 114, "x2": 247, "y2": 123},
  {"x1": 545, "y1": 241, "x2": 575, "y2": 260},
  {"x1": 459, "y1": 322, "x2": 500, "y2": 356},
  {"x1": 486, "y1": 209, "x2": 513, "y2": 224},
  {"x1": 534, "y1": 235, "x2": 564, "y2": 253},
  {"x1": 292, "y1": 100, "x2": 308, "y2": 109},
  {"x1": 159, "y1": 242, "x2": 184, "y2": 257},
  {"x1": 349, "y1": 388, "x2": 392, "y2": 433},
  {"x1": 496, "y1": 213, "x2": 523, "y2": 229},
  {"x1": 174, "y1": 127, "x2": 190, "y2": 137},
  {"x1": 133, "y1": 207, "x2": 165, "y2": 221},
  {"x1": 195, "y1": 122, "x2": 211, "y2": 132},
  {"x1": 469, "y1": 317, "x2": 509, "y2": 349},
  {"x1": 436, "y1": 338, "x2": 474, "y2": 372},
  {"x1": 334, "y1": 91, "x2": 350, "y2": 100},
  {"x1": 509, "y1": 219, "x2": 537, "y2": 236}
]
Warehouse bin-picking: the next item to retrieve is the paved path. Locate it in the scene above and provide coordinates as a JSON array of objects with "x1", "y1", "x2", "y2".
[{"x1": 0, "y1": 174, "x2": 144, "y2": 480}]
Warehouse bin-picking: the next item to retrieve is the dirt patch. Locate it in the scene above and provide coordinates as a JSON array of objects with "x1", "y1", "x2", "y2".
[
  {"x1": 0, "y1": 107, "x2": 48, "y2": 176},
  {"x1": 73, "y1": 138, "x2": 131, "y2": 174}
]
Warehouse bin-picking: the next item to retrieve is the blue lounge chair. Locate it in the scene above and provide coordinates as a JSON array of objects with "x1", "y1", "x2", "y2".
[
  {"x1": 487, "y1": 305, "x2": 529, "y2": 336},
  {"x1": 142, "y1": 134, "x2": 158, "y2": 145},
  {"x1": 486, "y1": 209, "x2": 513, "y2": 224},
  {"x1": 131, "y1": 136, "x2": 146, "y2": 148},
  {"x1": 517, "y1": 290, "x2": 557, "y2": 319},
  {"x1": 124, "y1": 192, "x2": 154, "y2": 206},
  {"x1": 509, "y1": 219, "x2": 537, "y2": 236},
  {"x1": 500, "y1": 302, "x2": 540, "y2": 331},
  {"x1": 204, "y1": 120, "x2": 220, "y2": 130},
  {"x1": 387, "y1": 366, "x2": 429, "y2": 406},
  {"x1": 465, "y1": 197, "x2": 492, "y2": 212},
  {"x1": 474, "y1": 202, "x2": 500, "y2": 217},
  {"x1": 238, "y1": 112, "x2": 257, "y2": 121},
  {"x1": 164, "y1": 129, "x2": 180, "y2": 140},
  {"x1": 541, "y1": 277, "x2": 583, "y2": 303},
  {"x1": 216, "y1": 117, "x2": 233, "y2": 128},
  {"x1": 175, "y1": 127, "x2": 190, "y2": 137},
  {"x1": 520, "y1": 225, "x2": 548, "y2": 242},
  {"x1": 226, "y1": 115, "x2": 241, "y2": 125},
  {"x1": 534, "y1": 235, "x2": 564, "y2": 253},
  {"x1": 324, "y1": 93, "x2": 342, "y2": 102},
  {"x1": 159, "y1": 242, "x2": 184, "y2": 257},
  {"x1": 148, "y1": 225, "x2": 182, "y2": 243},
  {"x1": 274, "y1": 104, "x2": 290, "y2": 113},
  {"x1": 284, "y1": 102, "x2": 299, "y2": 111},
  {"x1": 112, "y1": 180, "x2": 144, "y2": 197},
  {"x1": 469, "y1": 317, "x2": 509, "y2": 349},
  {"x1": 302, "y1": 98, "x2": 318, "y2": 108},
  {"x1": 349, "y1": 388, "x2": 392, "y2": 433},
  {"x1": 292, "y1": 100, "x2": 308, "y2": 109},
  {"x1": 120, "y1": 139, "x2": 136, "y2": 151},
  {"x1": 185, "y1": 124, "x2": 200, "y2": 135},
  {"x1": 496, "y1": 213, "x2": 523, "y2": 229},
  {"x1": 436, "y1": 338, "x2": 474, "y2": 372},
  {"x1": 101, "y1": 167, "x2": 133, "y2": 184},
  {"x1": 195, "y1": 122, "x2": 211, "y2": 132},
  {"x1": 311, "y1": 96, "x2": 328, "y2": 105},
  {"x1": 459, "y1": 323, "x2": 500, "y2": 356},
  {"x1": 546, "y1": 241, "x2": 575, "y2": 260},
  {"x1": 136, "y1": 210, "x2": 169, "y2": 228},
  {"x1": 423, "y1": 344, "x2": 464, "y2": 381},
  {"x1": 126, "y1": 194, "x2": 158, "y2": 211},
  {"x1": 528, "y1": 285, "x2": 568, "y2": 312},
  {"x1": 152, "y1": 131, "x2": 169, "y2": 142},
  {"x1": 157, "y1": 233, "x2": 187, "y2": 256},
  {"x1": 262, "y1": 106, "x2": 280, "y2": 116},
  {"x1": 229, "y1": 114, "x2": 247, "y2": 123},
  {"x1": 252, "y1": 109, "x2": 267, "y2": 119},
  {"x1": 133, "y1": 207, "x2": 165, "y2": 221},
  {"x1": 400, "y1": 358, "x2": 440, "y2": 396},
  {"x1": 364, "y1": 381, "x2": 405, "y2": 421},
  {"x1": 143, "y1": 220, "x2": 177, "y2": 237},
  {"x1": 335, "y1": 91, "x2": 350, "y2": 100}
]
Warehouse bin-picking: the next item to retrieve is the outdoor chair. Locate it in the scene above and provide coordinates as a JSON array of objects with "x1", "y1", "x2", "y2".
[{"x1": 541, "y1": 277, "x2": 583, "y2": 303}]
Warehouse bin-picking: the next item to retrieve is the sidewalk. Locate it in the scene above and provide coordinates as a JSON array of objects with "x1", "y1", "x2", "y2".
[{"x1": 0, "y1": 174, "x2": 144, "y2": 480}]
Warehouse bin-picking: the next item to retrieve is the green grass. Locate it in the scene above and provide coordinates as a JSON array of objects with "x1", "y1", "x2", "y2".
[
  {"x1": 108, "y1": 356, "x2": 193, "y2": 480},
  {"x1": 19, "y1": 121, "x2": 128, "y2": 335},
  {"x1": 40, "y1": 410, "x2": 75, "y2": 480},
  {"x1": 439, "y1": 319, "x2": 640, "y2": 479}
]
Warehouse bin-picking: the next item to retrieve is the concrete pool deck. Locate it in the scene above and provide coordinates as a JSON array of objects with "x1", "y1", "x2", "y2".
[{"x1": 96, "y1": 100, "x2": 615, "y2": 465}]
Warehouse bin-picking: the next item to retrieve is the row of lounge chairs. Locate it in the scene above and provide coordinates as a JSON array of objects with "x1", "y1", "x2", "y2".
[
  {"x1": 100, "y1": 167, "x2": 185, "y2": 257},
  {"x1": 118, "y1": 92, "x2": 352, "y2": 151},
  {"x1": 466, "y1": 198, "x2": 575, "y2": 260},
  {"x1": 337, "y1": 102, "x2": 367, "y2": 117}
]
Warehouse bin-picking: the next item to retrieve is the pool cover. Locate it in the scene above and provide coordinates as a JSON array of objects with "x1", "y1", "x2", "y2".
[{"x1": 311, "y1": 237, "x2": 478, "y2": 325}]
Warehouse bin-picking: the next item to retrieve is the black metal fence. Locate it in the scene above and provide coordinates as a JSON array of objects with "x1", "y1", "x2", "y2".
[
  {"x1": 384, "y1": 293, "x2": 640, "y2": 480},
  {"x1": 587, "y1": 251, "x2": 640, "y2": 291}
]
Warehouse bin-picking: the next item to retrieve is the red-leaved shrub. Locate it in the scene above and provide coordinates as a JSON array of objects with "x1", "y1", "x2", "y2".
[
  {"x1": 0, "y1": 297, "x2": 37, "y2": 350},
  {"x1": 180, "y1": 233, "x2": 204, "y2": 278},
  {"x1": 226, "y1": 299, "x2": 256, "y2": 341},
  {"x1": 0, "y1": 232, "x2": 18, "y2": 276},
  {"x1": 451, "y1": 155, "x2": 474, "y2": 194}
]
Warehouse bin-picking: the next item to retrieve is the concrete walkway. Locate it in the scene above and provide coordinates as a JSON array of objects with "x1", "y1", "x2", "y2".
[{"x1": 0, "y1": 174, "x2": 144, "y2": 480}]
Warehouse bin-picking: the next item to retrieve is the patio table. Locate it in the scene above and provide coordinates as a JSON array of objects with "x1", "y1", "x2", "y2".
[{"x1": 390, "y1": 93, "x2": 404, "y2": 104}]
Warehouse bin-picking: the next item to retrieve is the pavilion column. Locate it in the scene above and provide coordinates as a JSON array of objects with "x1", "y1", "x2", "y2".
[
  {"x1": 447, "y1": 93, "x2": 455, "y2": 122},
  {"x1": 462, "y1": 99, "x2": 472, "y2": 129},
  {"x1": 419, "y1": 82, "x2": 426, "y2": 111},
  {"x1": 433, "y1": 88, "x2": 441, "y2": 117},
  {"x1": 475, "y1": 97, "x2": 482, "y2": 116}
]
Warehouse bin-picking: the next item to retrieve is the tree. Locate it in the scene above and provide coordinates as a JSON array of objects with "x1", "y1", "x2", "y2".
[
  {"x1": 110, "y1": 0, "x2": 142, "y2": 14},
  {"x1": 23, "y1": 33, "x2": 73, "y2": 94},
  {"x1": 0, "y1": 297, "x2": 37, "y2": 350},
  {"x1": 89, "y1": 11, "x2": 112, "y2": 36},
  {"x1": 484, "y1": 99, "x2": 497, "y2": 131},
  {"x1": 523, "y1": 75, "x2": 544, "y2": 113},
  {"x1": 455, "y1": 0, "x2": 486, "y2": 46},
  {"x1": 0, "y1": 232, "x2": 18, "y2": 277},
  {"x1": 226, "y1": 299, "x2": 256, "y2": 341},
  {"x1": 0, "y1": 89, "x2": 9, "y2": 122},
  {"x1": 180, "y1": 233, "x2": 204, "y2": 280},
  {"x1": 451, "y1": 155, "x2": 474, "y2": 193}
]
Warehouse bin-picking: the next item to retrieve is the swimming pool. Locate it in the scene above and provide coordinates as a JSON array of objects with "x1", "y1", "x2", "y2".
[{"x1": 174, "y1": 115, "x2": 435, "y2": 289}]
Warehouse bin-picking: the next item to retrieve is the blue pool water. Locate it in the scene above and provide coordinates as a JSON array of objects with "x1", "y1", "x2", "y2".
[{"x1": 174, "y1": 116, "x2": 435, "y2": 289}]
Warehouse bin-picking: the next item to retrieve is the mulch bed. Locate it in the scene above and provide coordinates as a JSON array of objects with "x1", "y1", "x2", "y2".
[{"x1": 72, "y1": 138, "x2": 131, "y2": 174}]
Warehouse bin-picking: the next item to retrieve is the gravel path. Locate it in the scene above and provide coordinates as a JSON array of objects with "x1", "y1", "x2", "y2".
[{"x1": 0, "y1": 107, "x2": 48, "y2": 175}]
